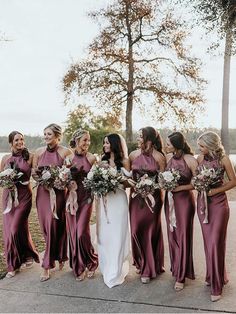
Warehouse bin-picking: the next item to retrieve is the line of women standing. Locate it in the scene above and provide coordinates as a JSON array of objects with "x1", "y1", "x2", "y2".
[{"x1": 1, "y1": 126, "x2": 236, "y2": 303}]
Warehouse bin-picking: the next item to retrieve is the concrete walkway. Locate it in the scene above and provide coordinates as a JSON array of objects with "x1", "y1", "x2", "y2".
[{"x1": 1, "y1": 202, "x2": 236, "y2": 313}]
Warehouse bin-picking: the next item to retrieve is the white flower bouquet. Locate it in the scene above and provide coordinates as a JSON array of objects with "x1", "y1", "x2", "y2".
[
  {"x1": 191, "y1": 165, "x2": 223, "y2": 192},
  {"x1": 0, "y1": 162, "x2": 23, "y2": 190},
  {"x1": 83, "y1": 161, "x2": 122, "y2": 197},
  {"x1": 158, "y1": 169, "x2": 180, "y2": 191}
]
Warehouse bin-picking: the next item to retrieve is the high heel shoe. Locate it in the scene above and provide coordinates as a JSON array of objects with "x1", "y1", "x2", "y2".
[
  {"x1": 211, "y1": 295, "x2": 221, "y2": 302},
  {"x1": 76, "y1": 271, "x2": 86, "y2": 281},
  {"x1": 174, "y1": 282, "x2": 184, "y2": 291},
  {"x1": 141, "y1": 277, "x2": 150, "y2": 284},
  {"x1": 40, "y1": 269, "x2": 50, "y2": 282},
  {"x1": 6, "y1": 271, "x2": 16, "y2": 278},
  {"x1": 87, "y1": 270, "x2": 95, "y2": 278}
]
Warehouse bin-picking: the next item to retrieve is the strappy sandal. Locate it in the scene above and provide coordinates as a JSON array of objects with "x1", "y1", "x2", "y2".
[
  {"x1": 174, "y1": 282, "x2": 184, "y2": 291},
  {"x1": 141, "y1": 277, "x2": 150, "y2": 284},
  {"x1": 6, "y1": 271, "x2": 16, "y2": 278},
  {"x1": 87, "y1": 270, "x2": 95, "y2": 278},
  {"x1": 76, "y1": 271, "x2": 86, "y2": 281},
  {"x1": 40, "y1": 269, "x2": 50, "y2": 282}
]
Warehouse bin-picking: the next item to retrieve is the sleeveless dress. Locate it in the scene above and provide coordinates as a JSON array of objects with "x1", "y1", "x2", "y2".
[
  {"x1": 2, "y1": 152, "x2": 39, "y2": 271},
  {"x1": 129, "y1": 153, "x2": 164, "y2": 278},
  {"x1": 66, "y1": 153, "x2": 98, "y2": 277},
  {"x1": 96, "y1": 167, "x2": 130, "y2": 288},
  {"x1": 164, "y1": 155, "x2": 195, "y2": 283},
  {"x1": 197, "y1": 155, "x2": 229, "y2": 296},
  {"x1": 36, "y1": 146, "x2": 67, "y2": 269}
]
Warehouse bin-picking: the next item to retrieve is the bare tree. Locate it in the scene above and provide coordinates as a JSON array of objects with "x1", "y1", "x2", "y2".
[{"x1": 63, "y1": 0, "x2": 205, "y2": 143}]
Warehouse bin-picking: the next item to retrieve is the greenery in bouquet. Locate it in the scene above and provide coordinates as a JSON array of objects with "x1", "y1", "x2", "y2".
[
  {"x1": 192, "y1": 165, "x2": 224, "y2": 192},
  {"x1": 158, "y1": 169, "x2": 180, "y2": 191}
]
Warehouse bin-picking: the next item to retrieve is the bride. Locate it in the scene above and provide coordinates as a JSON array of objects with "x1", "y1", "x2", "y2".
[{"x1": 96, "y1": 133, "x2": 130, "y2": 288}]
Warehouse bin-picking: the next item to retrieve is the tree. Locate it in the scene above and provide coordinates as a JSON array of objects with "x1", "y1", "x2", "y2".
[
  {"x1": 64, "y1": 104, "x2": 122, "y2": 153},
  {"x1": 179, "y1": 0, "x2": 236, "y2": 153},
  {"x1": 63, "y1": 0, "x2": 205, "y2": 144}
]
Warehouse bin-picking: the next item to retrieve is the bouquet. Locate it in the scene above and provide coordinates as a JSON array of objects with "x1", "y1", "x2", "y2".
[
  {"x1": 83, "y1": 161, "x2": 123, "y2": 223},
  {"x1": 0, "y1": 161, "x2": 24, "y2": 214},
  {"x1": 83, "y1": 161, "x2": 123, "y2": 197},
  {"x1": 132, "y1": 174, "x2": 159, "y2": 212},
  {"x1": 158, "y1": 169, "x2": 180, "y2": 232},
  {"x1": 191, "y1": 165, "x2": 223, "y2": 192},
  {"x1": 34, "y1": 165, "x2": 71, "y2": 219},
  {"x1": 158, "y1": 169, "x2": 180, "y2": 191}
]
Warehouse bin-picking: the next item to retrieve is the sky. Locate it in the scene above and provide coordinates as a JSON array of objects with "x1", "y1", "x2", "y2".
[{"x1": 0, "y1": 0, "x2": 236, "y2": 136}]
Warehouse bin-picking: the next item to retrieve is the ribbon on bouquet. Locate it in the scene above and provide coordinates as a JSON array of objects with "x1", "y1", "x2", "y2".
[
  {"x1": 94, "y1": 195, "x2": 110, "y2": 224},
  {"x1": 3, "y1": 187, "x2": 19, "y2": 214},
  {"x1": 168, "y1": 191, "x2": 177, "y2": 232},
  {"x1": 66, "y1": 182, "x2": 78, "y2": 215},
  {"x1": 48, "y1": 188, "x2": 59, "y2": 219},
  {"x1": 199, "y1": 190, "x2": 209, "y2": 224},
  {"x1": 131, "y1": 192, "x2": 155, "y2": 213}
]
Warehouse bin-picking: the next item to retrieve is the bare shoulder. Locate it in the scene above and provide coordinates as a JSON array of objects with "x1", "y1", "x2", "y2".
[
  {"x1": 197, "y1": 154, "x2": 203, "y2": 163},
  {"x1": 165, "y1": 153, "x2": 173, "y2": 163},
  {"x1": 87, "y1": 152, "x2": 97, "y2": 165},
  {"x1": 58, "y1": 145, "x2": 72, "y2": 158},
  {"x1": 184, "y1": 154, "x2": 198, "y2": 164},
  {"x1": 1, "y1": 153, "x2": 11, "y2": 166},
  {"x1": 153, "y1": 150, "x2": 165, "y2": 163},
  {"x1": 221, "y1": 155, "x2": 231, "y2": 166},
  {"x1": 129, "y1": 149, "x2": 141, "y2": 162}
]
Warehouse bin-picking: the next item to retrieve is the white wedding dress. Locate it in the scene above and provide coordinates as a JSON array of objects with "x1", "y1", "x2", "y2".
[{"x1": 96, "y1": 172, "x2": 130, "y2": 288}]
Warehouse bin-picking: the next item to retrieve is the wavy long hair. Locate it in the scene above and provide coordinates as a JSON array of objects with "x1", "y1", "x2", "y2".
[
  {"x1": 140, "y1": 127, "x2": 164, "y2": 155},
  {"x1": 168, "y1": 131, "x2": 193, "y2": 157},
  {"x1": 102, "y1": 133, "x2": 124, "y2": 170},
  {"x1": 8, "y1": 131, "x2": 29, "y2": 161}
]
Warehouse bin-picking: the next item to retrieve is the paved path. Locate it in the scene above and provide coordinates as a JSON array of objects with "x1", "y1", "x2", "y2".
[{"x1": 1, "y1": 202, "x2": 236, "y2": 313}]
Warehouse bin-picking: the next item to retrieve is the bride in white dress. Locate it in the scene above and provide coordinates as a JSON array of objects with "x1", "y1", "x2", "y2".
[{"x1": 96, "y1": 133, "x2": 130, "y2": 288}]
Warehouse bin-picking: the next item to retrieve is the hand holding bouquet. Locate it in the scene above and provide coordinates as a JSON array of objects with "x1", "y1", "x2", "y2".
[
  {"x1": 191, "y1": 165, "x2": 223, "y2": 192},
  {"x1": 0, "y1": 161, "x2": 24, "y2": 214},
  {"x1": 158, "y1": 169, "x2": 180, "y2": 191},
  {"x1": 132, "y1": 174, "x2": 159, "y2": 212}
]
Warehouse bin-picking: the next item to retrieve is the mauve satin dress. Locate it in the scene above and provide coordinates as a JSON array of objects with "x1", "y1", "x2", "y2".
[
  {"x1": 66, "y1": 153, "x2": 98, "y2": 277},
  {"x1": 197, "y1": 155, "x2": 229, "y2": 296},
  {"x1": 164, "y1": 155, "x2": 195, "y2": 284},
  {"x1": 2, "y1": 152, "x2": 39, "y2": 271},
  {"x1": 36, "y1": 146, "x2": 67, "y2": 269},
  {"x1": 129, "y1": 153, "x2": 165, "y2": 278}
]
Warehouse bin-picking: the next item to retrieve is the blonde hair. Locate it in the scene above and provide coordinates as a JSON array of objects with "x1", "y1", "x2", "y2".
[
  {"x1": 69, "y1": 129, "x2": 89, "y2": 148},
  {"x1": 198, "y1": 131, "x2": 225, "y2": 160},
  {"x1": 44, "y1": 123, "x2": 62, "y2": 139}
]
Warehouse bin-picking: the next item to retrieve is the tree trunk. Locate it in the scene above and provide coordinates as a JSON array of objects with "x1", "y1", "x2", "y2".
[
  {"x1": 125, "y1": 2, "x2": 134, "y2": 145},
  {"x1": 221, "y1": 27, "x2": 232, "y2": 154}
]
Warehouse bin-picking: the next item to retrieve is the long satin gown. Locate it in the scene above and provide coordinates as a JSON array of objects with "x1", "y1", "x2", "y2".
[
  {"x1": 2, "y1": 152, "x2": 39, "y2": 271},
  {"x1": 197, "y1": 155, "x2": 229, "y2": 296},
  {"x1": 96, "y1": 168, "x2": 130, "y2": 288},
  {"x1": 36, "y1": 146, "x2": 67, "y2": 269},
  {"x1": 129, "y1": 153, "x2": 164, "y2": 278},
  {"x1": 164, "y1": 155, "x2": 195, "y2": 283},
  {"x1": 66, "y1": 153, "x2": 98, "y2": 277}
]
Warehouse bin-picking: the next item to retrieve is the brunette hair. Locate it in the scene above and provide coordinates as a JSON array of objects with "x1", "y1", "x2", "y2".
[
  {"x1": 102, "y1": 133, "x2": 124, "y2": 170},
  {"x1": 168, "y1": 131, "x2": 193, "y2": 157},
  {"x1": 140, "y1": 127, "x2": 164, "y2": 155},
  {"x1": 8, "y1": 131, "x2": 29, "y2": 160}
]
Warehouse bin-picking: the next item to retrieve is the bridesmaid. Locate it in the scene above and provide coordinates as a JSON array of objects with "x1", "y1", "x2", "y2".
[
  {"x1": 33, "y1": 123, "x2": 71, "y2": 281},
  {"x1": 129, "y1": 126, "x2": 166, "y2": 283},
  {"x1": 164, "y1": 131, "x2": 198, "y2": 291},
  {"x1": 66, "y1": 129, "x2": 98, "y2": 281},
  {"x1": 1, "y1": 131, "x2": 39, "y2": 278},
  {"x1": 197, "y1": 131, "x2": 236, "y2": 302}
]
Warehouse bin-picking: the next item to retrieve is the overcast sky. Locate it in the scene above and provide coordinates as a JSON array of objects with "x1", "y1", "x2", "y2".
[{"x1": 0, "y1": 0, "x2": 236, "y2": 136}]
